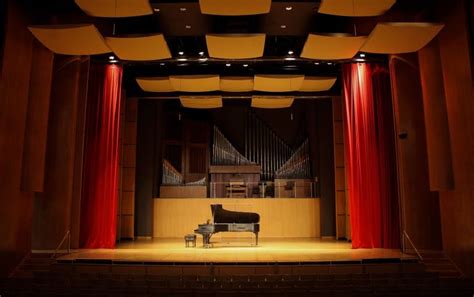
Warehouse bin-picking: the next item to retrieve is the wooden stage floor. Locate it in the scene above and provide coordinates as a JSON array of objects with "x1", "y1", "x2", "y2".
[{"x1": 58, "y1": 238, "x2": 413, "y2": 264}]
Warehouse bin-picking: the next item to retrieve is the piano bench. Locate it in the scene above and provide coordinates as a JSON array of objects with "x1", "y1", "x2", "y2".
[{"x1": 184, "y1": 234, "x2": 197, "y2": 248}]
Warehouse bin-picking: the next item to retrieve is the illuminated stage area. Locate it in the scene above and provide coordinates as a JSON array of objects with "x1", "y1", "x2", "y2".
[{"x1": 58, "y1": 238, "x2": 412, "y2": 264}]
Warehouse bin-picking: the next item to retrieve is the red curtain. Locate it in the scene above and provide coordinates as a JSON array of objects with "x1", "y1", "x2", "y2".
[
  {"x1": 80, "y1": 64, "x2": 123, "y2": 248},
  {"x1": 342, "y1": 63, "x2": 400, "y2": 249}
]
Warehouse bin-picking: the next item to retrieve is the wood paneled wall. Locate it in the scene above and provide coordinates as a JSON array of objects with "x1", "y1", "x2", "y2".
[
  {"x1": 418, "y1": 39, "x2": 454, "y2": 191},
  {"x1": 332, "y1": 96, "x2": 350, "y2": 240},
  {"x1": 32, "y1": 56, "x2": 89, "y2": 250},
  {"x1": 118, "y1": 98, "x2": 137, "y2": 239},
  {"x1": 0, "y1": 0, "x2": 36, "y2": 276},
  {"x1": 389, "y1": 54, "x2": 443, "y2": 250},
  {"x1": 153, "y1": 198, "x2": 320, "y2": 238},
  {"x1": 435, "y1": 0, "x2": 474, "y2": 277}
]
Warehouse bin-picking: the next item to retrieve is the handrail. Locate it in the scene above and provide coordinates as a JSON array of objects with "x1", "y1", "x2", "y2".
[
  {"x1": 51, "y1": 230, "x2": 71, "y2": 259},
  {"x1": 402, "y1": 230, "x2": 423, "y2": 261}
]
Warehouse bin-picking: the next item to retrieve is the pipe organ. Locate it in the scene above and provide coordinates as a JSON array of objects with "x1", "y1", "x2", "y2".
[
  {"x1": 162, "y1": 159, "x2": 183, "y2": 185},
  {"x1": 275, "y1": 139, "x2": 311, "y2": 179},
  {"x1": 212, "y1": 126, "x2": 253, "y2": 166}
]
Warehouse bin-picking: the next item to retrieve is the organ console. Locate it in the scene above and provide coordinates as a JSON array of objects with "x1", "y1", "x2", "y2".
[{"x1": 194, "y1": 204, "x2": 260, "y2": 248}]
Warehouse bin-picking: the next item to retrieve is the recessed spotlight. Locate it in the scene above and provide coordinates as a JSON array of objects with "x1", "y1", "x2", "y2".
[
  {"x1": 359, "y1": 53, "x2": 366, "y2": 58},
  {"x1": 199, "y1": 51, "x2": 205, "y2": 56},
  {"x1": 185, "y1": 25, "x2": 192, "y2": 29},
  {"x1": 178, "y1": 51, "x2": 184, "y2": 55},
  {"x1": 177, "y1": 58, "x2": 188, "y2": 61},
  {"x1": 288, "y1": 50, "x2": 294, "y2": 55},
  {"x1": 354, "y1": 58, "x2": 365, "y2": 62},
  {"x1": 280, "y1": 25, "x2": 287, "y2": 29},
  {"x1": 179, "y1": 7, "x2": 187, "y2": 12},
  {"x1": 110, "y1": 59, "x2": 118, "y2": 64},
  {"x1": 327, "y1": 62, "x2": 333, "y2": 65},
  {"x1": 160, "y1": 62, "x2": 165, "y2": 66},
  {"x1": 314, "y1": 62, "x2": 320, "y2": 65},
  {"x1": 225, "y1": 63, "x2": 231, "y2": 67},
  {"x1": 285, "y1": 57, "x2": 296, "y2": 61},
  {"x1": 243, "y1": 64, "x2": 249, "y2": 67},
  {"x1": 109, "y1": 55, "x2": 115, "y2": 60},
  {"x1": 153, "y1": 8, "x2": 160, "y2": 12},
  {"x1": 198, "y1": 57, "x2": 208, "y2": 62},
  {"x1": 285, "y1": 6, "x2": 293, "y2": 11}
]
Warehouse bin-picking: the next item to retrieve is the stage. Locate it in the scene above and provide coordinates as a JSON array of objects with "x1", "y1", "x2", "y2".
[{"x1": 57, "y1": 238, "x2": 414, "y2": 264}]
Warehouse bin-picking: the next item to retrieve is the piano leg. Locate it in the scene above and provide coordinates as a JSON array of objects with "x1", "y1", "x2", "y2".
[{"x1": 203, "y1": 234, "x2": 211, "y2": 248}]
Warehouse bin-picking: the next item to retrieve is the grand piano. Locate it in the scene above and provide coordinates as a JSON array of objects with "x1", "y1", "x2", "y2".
[{"x1": 194, "y1": 204, "x2": 260, "y2": 248}]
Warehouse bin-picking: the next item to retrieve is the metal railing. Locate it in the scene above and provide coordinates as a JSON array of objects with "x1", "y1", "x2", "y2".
[
  {"x1": 209, "y1": 181, "x2": 317, "y2": 198},
  {"x1": 51, "y1": 230, "x2": 71, "y2": 259}
]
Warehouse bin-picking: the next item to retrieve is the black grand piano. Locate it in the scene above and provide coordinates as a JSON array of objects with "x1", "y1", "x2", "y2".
[{"x1": 194, "y1": 204, "x2": 260, "y2": 248}]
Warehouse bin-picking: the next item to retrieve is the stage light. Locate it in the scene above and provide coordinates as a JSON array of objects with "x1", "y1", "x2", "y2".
[
  {"x1": 160, "y1": 62, "x2": 165, "y2": 66},
  {"x1": 109, "y1": 55, "x2": 115, "y2": 60},
  {"x1": 199, "y1": 51, "x2": 205, "y2": 56},
  {"x1": 243, "y1": 64, "x2": 249, "y2": 67},
  {"x1": 109, "y1": 59, "x2": 118, "y2": 64},
  {"x1": 178, "y1": 51, "x2": 184, "y2": 55},
  {"x1": 327, "y1": 62, "x2": 333, "y2": 65},
  {"x1": 153, "y1": 8, "x2": 160, "y2": 12},
  {"x1": 180, "y1": 7, "x2": 187, "y2": 12},
  {"x1": 225, "y1": 63, "x2": 231, "y2": 67},
  {"x1": 314, "y1": 62, "x2": 320, "y2": 65},
  {"x1": 177, "y1": 57, "x2": 187, "y2": 61},
  {"x1": 198, "y1": 57, "x2": 208, "y2": 62},
  {"x1": 185, "y1": 25, "x2": 192, "y2": 29},
  {"x1": 285, "y1": 6, "x2": 293, "y2": 11},
  {"x1": 360, "y1": 53, "x2": 366, "y2": 58},
  {"x1": 284, "y1": 57, "x2": 296, "y2": 61},
  {"x1": 288, "y1": 50, "x2": 294, "y2": 55},
  {"x1": 281, "y1": 25, "x2": 287, "y2": 29}
]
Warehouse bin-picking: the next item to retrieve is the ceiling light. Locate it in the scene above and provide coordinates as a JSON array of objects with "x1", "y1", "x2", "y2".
[
  {"x1": 198, "y1": 57, "x2": 208, "y2": 62},
  {"x1": 280, "y1": 25, "x2": 287, "y2": 29},
  {"x1": 243, "y1": 64, "x2": 249, "y2": 67},
  {"x1": 185, "y1": 25, "x2": 192, "y2": 29},
  {"x1": 225, "y1": 63, "x2": 231, "y2": 67},
  {"x1": 359, "y1": 53, "x2": 366, "y2": 58},
  {"x1": 285, "y1": 57, "x2": 296, "y2": 61},
  {"x1": 180, "y1": 7, "x2": 187, "y2": 12},
  {"x1": 178, "y1": 51, "x2": 184, "y2": 55},
  {"x1": 288, "y1": 50, "x2": 294, "y2": 55},
  {"x1": 153, "y1": 8, "x2": 160, "y2": 12},
  {"x1": 109, "y1": 59, "x2": 118, "y2": 64},
  {"x1": 177, "y1": 58, "x2": 188, "y2": 61},
  {"x1": 354, "y1": 58, "x2": 365, "y2": 62},
  {"x1": 285, "y1": 6, "x2": 293, "y2": 11},
  {"x1": 199, "y1": 51, "x2": 205, "y2": 56},
  {"x1": 160, "y1": 62, "x2": 165, "y2": 66},
  {"x1": 109, "y1": 55, "x2": 115, "y2": 60},
  {"x1": 314, "y1": 62, "x2": 320, "y2": 65},
  {"x1": 327, "y1": 62, "x2": 333, "y2": 65}
]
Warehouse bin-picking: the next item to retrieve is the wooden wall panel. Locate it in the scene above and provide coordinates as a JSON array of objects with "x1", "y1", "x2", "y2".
[
  {"x1": 389, "y1": 54, "x2": 442, "y2": 250},
  {"x1": 0, "y1": 0, "x2": 35, "y2": 276},
  {"x1": 20, "y1": 40, "x2": 54, "y2": 192},
  {"x1": 153, "y1": 198, "x2": 320, "y2": 238},
  {"x1": 418, "y1": 39, "x2": 454, "y2": 191},
  {"x1": 436, "y1": 0, "x2": 474, "y2": 278},
  {"x1": 32, "y1": 56, "x2": 85, "y2": 249}
]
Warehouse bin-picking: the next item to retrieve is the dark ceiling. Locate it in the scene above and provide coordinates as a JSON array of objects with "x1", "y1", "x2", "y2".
[{"x1": 22, "y1": 0, "x2": 436, "y2": 97}]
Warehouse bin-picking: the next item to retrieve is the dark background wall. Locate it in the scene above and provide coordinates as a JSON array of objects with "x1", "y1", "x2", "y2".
[{"x1": 134, "y1": 99, "x2": 336, "y2": 238}]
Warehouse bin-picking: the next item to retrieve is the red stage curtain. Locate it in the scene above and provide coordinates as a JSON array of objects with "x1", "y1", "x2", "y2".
[
  {"x1": 342, "y1": 63, "x2": 400, "y2": 249},
  {"x1": 80, "y1": 64, "x2": 123, "y2": 248}
]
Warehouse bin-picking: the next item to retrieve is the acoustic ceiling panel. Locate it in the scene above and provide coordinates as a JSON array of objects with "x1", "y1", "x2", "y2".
[
  {"x1": 206, "y1": 34, "x2": 266, "y2": 59},
  {"x1": 180, "y1": 96, "x2": 223, "y2": 109},
  {"x1": 318, "y1": 0, "x2": 396, "y2": 17},
  {"x1": 220, "y1": 77, "x2": 254, "y2": 92},
  {"x1": 170, "y1": 75, "x2": 220, "y2": 92},
  {"x1": 254, "y1": 75, "x2": 305, "y2": 92},
  {"x1": 361, "y1": 23, "x2": 445, "y2": 54},
  {"x1": 106, "y1": 35, "x2": 171, "y2": 61},
  {"x1": 199, "y1": 0, "x2": 271, "y2": 16},
  {"x1": 300, "y1": 34, "x2": 367, "y2": 60},
  {"x1": 136, "y1": 77, "x2": 175, "y2": 92},
  {"x1": 74, "y1": 0, "x2": 153, "y2": 17},
  {"x1": 251, "y1": 96, "x2": 294, "y2": 109},
  {"x1": 299, "y1": 77, "x2": 337, "y2": 92},
  {"x1": 28, "y1": 24, "x2": 111, "y2": 55}
]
